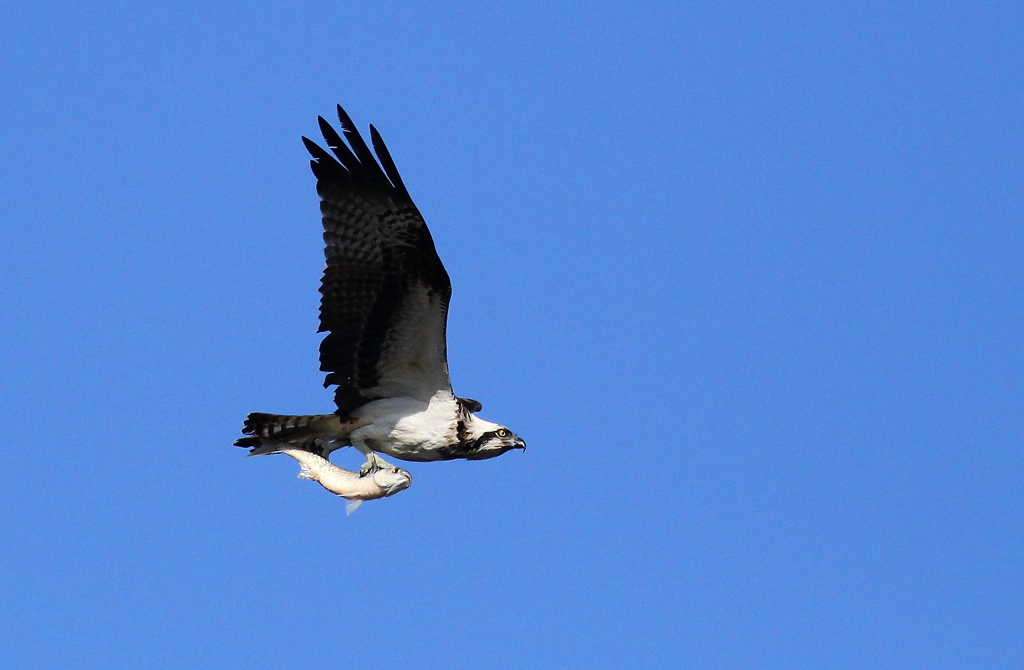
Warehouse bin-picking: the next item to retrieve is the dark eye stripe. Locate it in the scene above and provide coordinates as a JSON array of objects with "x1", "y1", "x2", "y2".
[{"x1": 472, "y1": 431, "x2": 498, "y2": 449}]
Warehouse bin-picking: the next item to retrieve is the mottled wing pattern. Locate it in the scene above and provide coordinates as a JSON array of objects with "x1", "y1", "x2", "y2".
[{"x1": 303, "y1": 106, "x2": 454, "y2": 415}]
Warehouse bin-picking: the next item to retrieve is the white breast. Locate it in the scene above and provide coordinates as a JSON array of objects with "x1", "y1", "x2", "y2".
[{"x1": 350, "y1": 390, "x2": 460, "y2": 460}]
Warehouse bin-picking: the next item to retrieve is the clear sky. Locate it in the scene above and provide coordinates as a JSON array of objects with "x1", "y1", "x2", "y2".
[{"x1": 1, "y1": 2, "x2": 1021, "y2": 668}]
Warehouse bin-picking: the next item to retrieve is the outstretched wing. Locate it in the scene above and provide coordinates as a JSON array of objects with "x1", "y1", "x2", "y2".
[{"x1": 303, "y1": 106, "x2": 453, "y2": 415}]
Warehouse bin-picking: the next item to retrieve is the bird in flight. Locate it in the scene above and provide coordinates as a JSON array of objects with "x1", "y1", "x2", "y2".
[{"x1": 235, "y1": 105, "x2": 526, "y2": 501}]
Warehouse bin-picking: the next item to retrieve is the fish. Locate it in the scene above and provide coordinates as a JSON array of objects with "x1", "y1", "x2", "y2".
[{"x1": 280, "y1": 448, "x2": 412, "y2": 515}]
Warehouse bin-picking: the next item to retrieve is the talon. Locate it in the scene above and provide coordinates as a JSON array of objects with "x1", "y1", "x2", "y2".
[
  {"x1": 309, "y1": 438, "x2": 327, "y2": 456},
  {"x1": 359, "y1": 452, "x2": 398, "y2": 477},
  {"x1": 359, "y1": 453, "x2": 384, "y2": 477}
]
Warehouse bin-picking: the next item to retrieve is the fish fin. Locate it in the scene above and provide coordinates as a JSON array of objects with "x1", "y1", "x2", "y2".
[
  {"x1": 296, "y1": 463, "x2": 314, "y2": 480},
  {"x1": 345, "y1": 499, "x2": 363, "y2": 515}
]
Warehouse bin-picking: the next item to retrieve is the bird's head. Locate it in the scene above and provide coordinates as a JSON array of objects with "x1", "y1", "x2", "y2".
[{"x1": 465, "y1": 421, "x2": 527, "y2": 460}]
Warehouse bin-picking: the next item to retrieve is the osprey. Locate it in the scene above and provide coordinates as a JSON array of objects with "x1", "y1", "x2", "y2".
[{"x1": 235, "y1": 105, "x2": 526, "y2": 484}]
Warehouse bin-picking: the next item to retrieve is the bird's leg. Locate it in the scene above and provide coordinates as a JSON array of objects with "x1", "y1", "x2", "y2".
[
  {"x1": 308, "y1": 438, "x2": 329, "y2": 457},
  {"x1": 352, "y1": 443, "x2": 396, "y2": 477},
  {"x1": 363, "y1": 452, "x2": 394, "y2": 476}
]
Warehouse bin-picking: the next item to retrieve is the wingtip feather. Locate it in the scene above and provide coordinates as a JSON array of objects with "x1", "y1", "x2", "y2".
[
  {"x1": 369, "y1": 124, "x2": 409, "y2": 197},
  {"x1": 335, "y1": 104, "x2": 356, "y2": 132}
]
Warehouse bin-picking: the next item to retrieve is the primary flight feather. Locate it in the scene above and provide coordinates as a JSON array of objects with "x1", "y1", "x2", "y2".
[{"x1": 235, "y1": 106, "x2": 526, "y2": 500}]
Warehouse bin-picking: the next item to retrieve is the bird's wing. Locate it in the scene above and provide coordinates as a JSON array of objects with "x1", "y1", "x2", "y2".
[{"x1": 303, "y1": 106, "x2": 454, "y2": 415}]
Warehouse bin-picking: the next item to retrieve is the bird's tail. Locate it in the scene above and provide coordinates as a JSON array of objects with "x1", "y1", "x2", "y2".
[{"x1": 233, "y1": 413, "x2": 343, "y2": 456}]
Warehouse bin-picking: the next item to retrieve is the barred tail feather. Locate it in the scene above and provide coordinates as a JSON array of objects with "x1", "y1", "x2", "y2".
[
  {"x1": 241, "y1": 413, "x2": 332, "y2": 439},
  {"x1": 233, "y1": 412, "x2": 348, "y2": 456},
  {"x1": 236, "y1": 437, "x2": 289, "y2": 457}
]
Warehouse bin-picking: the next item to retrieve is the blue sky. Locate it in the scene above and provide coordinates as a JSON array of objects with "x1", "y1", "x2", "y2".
[{"x1": 1, "y1": 1, "x2": 1021, "y2": 668}]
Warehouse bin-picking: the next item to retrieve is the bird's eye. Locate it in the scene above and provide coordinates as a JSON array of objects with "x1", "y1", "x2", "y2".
[{"x1": 496, "y1": 429, "x2": 509, "y2": 438}]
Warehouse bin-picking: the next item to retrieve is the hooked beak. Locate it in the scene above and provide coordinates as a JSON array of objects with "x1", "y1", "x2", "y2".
[{"x1": 514, "y1": 437, "x2": 527, "y2": 452}]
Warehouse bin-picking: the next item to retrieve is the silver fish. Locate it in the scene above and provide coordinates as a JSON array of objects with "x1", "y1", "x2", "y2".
[{"x1": 280, "y1": 449, "x2": 412, "y2": 515}]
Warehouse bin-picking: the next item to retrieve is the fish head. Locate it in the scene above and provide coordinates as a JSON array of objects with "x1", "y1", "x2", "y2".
[{"x1": 372, "y1": 466, "x2": 413, "y2": 497}]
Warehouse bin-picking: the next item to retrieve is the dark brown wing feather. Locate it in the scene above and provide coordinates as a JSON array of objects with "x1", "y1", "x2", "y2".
[{"x1": 303, "y1": 106, "x2": 453, "y2": 415}]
